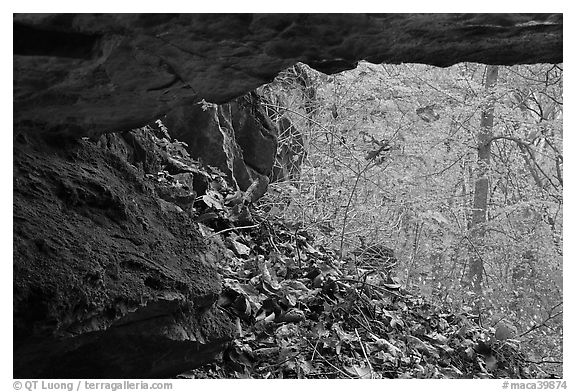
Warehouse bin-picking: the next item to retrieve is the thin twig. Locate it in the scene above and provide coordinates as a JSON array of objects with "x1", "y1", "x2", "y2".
[
  {"x1": 311, "y1": 338, "x2": 320, "y2": 362},
  {"x1": 339, "y1": 162, "x2": 373, "y2": 256},
  {"x1": 518, "y1": 308, "x2": 563, "y2": 338},
  {"x1": 205, "y1": 224, "x2": 260, "y2": 238},
  {"x1": 335, "y1": 278, "x2": 407, "y2": 298},
  {"x1": 268, "y1": 235, "x2": 281, "y2": 254},
  {"x1": 355, "y1": 328, "x2": 374, "y2": 379},
  {"x1": 353, "y1": 305, "x2": 374, "y2": 333},
  {"x1": 294, "y1": 227, "x2": 302, "y2": 269},
  {"x1": 525, "y1": 359, "x2": 563, "y2": 365},
  {"x1": 305, "y1": 338, "x2": 353, "y2": 378}
]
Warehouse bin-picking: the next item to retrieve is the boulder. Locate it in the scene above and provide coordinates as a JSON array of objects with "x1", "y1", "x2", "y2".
[{"x1": 13, "y1": 132, "x2": 234, "y2": 378}]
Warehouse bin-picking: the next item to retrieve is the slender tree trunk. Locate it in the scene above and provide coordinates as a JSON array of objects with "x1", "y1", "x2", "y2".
[{"x1": 468, "y1": 65, "x2": 499, "y2": 292}]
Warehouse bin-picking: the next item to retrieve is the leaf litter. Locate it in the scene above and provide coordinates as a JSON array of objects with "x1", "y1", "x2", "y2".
[{"x1": 136, "y1": 123, "x2": 532, "y2": 379}]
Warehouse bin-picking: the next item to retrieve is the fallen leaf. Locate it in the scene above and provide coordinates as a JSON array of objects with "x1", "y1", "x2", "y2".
[{"x1": 344, "y1": 364, "x2": 372, "y2": 379}]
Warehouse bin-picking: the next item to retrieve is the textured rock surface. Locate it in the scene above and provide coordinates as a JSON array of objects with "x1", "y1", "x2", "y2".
[
  {"x1": 13, "y1": 132, "x2": 234, "y2": 378},
  {"x1": 13, "y1": 13, "x2": 562, "y2": 136},
  {"x1": 163, "y1": 92, "x2": 277, "y2": 195}
]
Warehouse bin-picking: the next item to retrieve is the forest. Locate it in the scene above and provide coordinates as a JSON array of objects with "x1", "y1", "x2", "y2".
[{"x1": 187, "y1": 61, "x2": 563, "y2": 378}]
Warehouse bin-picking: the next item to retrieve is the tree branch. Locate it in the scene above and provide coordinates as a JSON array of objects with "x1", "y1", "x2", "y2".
[
  {"x1": 518, "y1": 303, "x2": 563, "y2": 338},
  {"x1": 490, "y1": 135, "x2": 560, "y2": 192}
]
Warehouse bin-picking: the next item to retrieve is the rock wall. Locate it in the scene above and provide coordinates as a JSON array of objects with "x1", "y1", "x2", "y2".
[
  {"x1": 13, "y1": 13, "x2": 562, "y2": 136},
  {"x1": 163, "y1": 92, "x2": 277, "y2": 196},
  {"x1": 13, "y1": 131, "x2": 234, "y2": 378}
]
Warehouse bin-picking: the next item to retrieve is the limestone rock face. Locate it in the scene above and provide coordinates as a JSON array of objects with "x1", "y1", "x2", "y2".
[
  {"x1": 13, "y1": 132, "x2": 234, "y2": 378},
  {"x1": 163, "y1": 92, "x2": 277, "y2": 195},
  {"x1": 13, "y1": 13, "x2": 562, "y2": 136}
]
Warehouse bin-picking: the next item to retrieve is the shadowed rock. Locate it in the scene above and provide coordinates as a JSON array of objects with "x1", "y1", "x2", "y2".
[
  {"x1": 13, "y1": 13, "x2": 562, "y2": 136},
  {"x1": 13, "y1": 133, "x2": 234, "y2": 378}
]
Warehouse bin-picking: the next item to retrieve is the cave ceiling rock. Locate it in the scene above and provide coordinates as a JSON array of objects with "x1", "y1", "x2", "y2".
[{"x1": 13, "y1": 13, "x2": 563, "y2": 136}]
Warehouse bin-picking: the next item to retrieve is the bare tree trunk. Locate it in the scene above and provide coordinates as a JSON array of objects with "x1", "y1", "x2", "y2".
[{"x1": 468, "y1": 65, "x2": 499, "y2": 292}]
